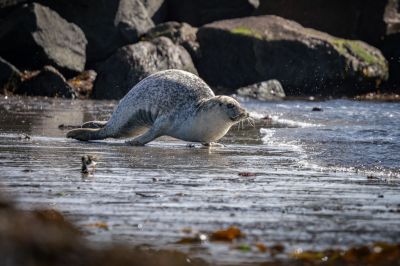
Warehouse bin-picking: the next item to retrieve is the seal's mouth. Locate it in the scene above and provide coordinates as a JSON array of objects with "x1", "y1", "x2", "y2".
[{"x1": 230, "y1": 111, "x2": 249, "y2": 122}]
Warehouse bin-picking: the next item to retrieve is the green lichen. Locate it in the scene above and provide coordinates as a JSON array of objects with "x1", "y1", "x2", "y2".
[
  {"x1": 331, "y1": 38, "x2": 388, "y2": 80},
  {"x1": 231, "y1": 27, "x2": 262, "y2": 39},
  {"x1": 331, "y1": 39, "x2": 384, "y2": 66}
]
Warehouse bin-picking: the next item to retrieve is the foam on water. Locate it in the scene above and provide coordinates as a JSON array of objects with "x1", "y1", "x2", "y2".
[{"x1": 252, "y1": 99, "x2": 400, "y2": 178}]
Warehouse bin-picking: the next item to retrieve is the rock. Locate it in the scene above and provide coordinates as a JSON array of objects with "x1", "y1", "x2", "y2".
[
  {"x1": 354, "y1": 92, "x2": 400, "y2": 102},
  {"x1": 38, "y1": 0, "x2": 154, "y2": 64},
  {"x1": 0, "y1": 57, "x2": 21, "y2": 93},
  {"x1": 16, "y1": 66, "x2": 75, "y2": 98},
  {"x1": 196, "y1": 15, "x2": 388, "y2": 96},
  {"x1": 0, "y1": 0, "x2": 26, "y2": 8},
  {"x1": 93, "y1": 37, "x2": 198, "y2": 99},
  {"x1": 0, "y1": 3, "x2": 87, "y2": 75},
  {"x1": 166, "y1": 0, "x2": 259, "y2": 26},
  {"x1": 67, "y1": 70, "x2": 97, "y2": 99},
  {"x1": 311, "y1": 107, "x2": 323, "y2": 112},
  {"x1": 143, "y1": 22, "x2": 199, "y2": 59},
  {"x1": 81, "y1": 155, "x2": 97, "y2": 175},
  {"x1": 236, "y1": 80, "x2": 285, "y2": 100},
  {"x1": 381, "y1": 33, "x2": 400, "y2": 92},
  {"x1": 140, "y1": 0, "x2": 167, "y2": 24},
  {"x1": 254, "y1": 0, "x2": 400, "y2": 45}
]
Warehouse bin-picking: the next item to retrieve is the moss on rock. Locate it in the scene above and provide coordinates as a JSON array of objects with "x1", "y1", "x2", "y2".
[
  {"x1": 231, "y1": 27, "x2": 262, "y2": 39},
  {"x1": 330, "y1": 39, "x2": 388, "y2": 79},
  {"x1": 331, "y1": 39, "x2": 386, "y2": 66}
]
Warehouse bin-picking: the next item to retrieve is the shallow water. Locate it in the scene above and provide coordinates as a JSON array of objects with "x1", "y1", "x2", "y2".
[{"x1": 0, "y1": 95, "x2": 399, "y2": 264}]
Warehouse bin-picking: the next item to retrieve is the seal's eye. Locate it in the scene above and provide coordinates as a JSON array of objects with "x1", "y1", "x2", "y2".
[{"x1": 227, "y1": 103, "x2": 235, "y2": 109}]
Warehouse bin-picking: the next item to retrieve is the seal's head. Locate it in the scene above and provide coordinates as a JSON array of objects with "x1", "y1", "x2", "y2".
[
  {"x1": 203, "y1": 96, "x2": 249, "y2": 123},
  {"x1": 172, "y1": 95, "x2": 249, "y2": 143}
]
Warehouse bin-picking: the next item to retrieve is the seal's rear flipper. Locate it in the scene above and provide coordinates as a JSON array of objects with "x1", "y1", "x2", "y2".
[
  {"x1": 66, "y1": 128, "x2": 106, "y2": 141},
  {"x1": 81, "y1": 121, "x2": 108, "y2": 129}
]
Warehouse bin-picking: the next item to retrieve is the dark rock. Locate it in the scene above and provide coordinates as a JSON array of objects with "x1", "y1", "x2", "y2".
[
  {"x1": 141, "y1": 0, "x2": 167, "y2": 24},
  {"x1": 196, "y1": 15, "x2": 388, "y2": 96},
  {"x1": 166, "y1": 0, "x2": 259, "y2": 26},
  {"x1": 0, "y1": 0, "x2": 26, "y2": 8},
  {"x1": 381, "y1": 33, "x2": 400, "y2": 92},
  {"x1": 254, "y1": 0, "x2": 400, "y2": 45},
  {"x1": 0, "y1": 57, "x2": 21, "y2": 93},
  {"x1": 38, "y1": 0, "x2": 154, "y2": 65},
  {"x1": 236, "y1": 80, "x2": 285, "y2": 100},
  {"x1": 312, "y1": 107, "x2": 323, "y2": 112},
  {"x1": 0, "y1": 3, "x2": 87, "y2": 75},
  {"x1": 17, "y1": 66, "x2": 75, "y2": 98},
  {"x1": 93, "y1": 37, "x2": 197, "y2": 99},
  {"x1": 143, "y1": 22, "x2": 199, "y2": 59}
]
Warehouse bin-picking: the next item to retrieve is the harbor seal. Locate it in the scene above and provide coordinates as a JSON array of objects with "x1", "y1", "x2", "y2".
[{"x1": 66, "y1": 69, "x2": 249, "y2": 146}]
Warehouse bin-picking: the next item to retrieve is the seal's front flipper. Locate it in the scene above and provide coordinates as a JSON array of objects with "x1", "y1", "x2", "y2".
[
  {"x1": 126, "y1": 125, "x2": 163, "y2": 146},
  {"x1": 202, "y1": 142, "x2": 225, "y2": 148},
  {"x1": 81, "y1": 121, "x2": 108, "y2": 129}
]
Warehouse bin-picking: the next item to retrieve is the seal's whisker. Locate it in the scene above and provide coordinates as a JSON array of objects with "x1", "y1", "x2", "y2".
[
  {"x1": 247, "y1": 117, "x2": 255, "y2": 128},
  {"x1": 245, "y1": 118, "x2": 250, "y2": 128}
]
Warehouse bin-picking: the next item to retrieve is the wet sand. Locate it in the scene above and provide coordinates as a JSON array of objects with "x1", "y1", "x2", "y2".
[{"x1": 0, "y1": 96, "x2": 400, "y2": 264}]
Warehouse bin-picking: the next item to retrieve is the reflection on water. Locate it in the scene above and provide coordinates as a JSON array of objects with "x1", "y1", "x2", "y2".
[{"x1": 0, "y1": 95, "x2": 399, "y2": 264}]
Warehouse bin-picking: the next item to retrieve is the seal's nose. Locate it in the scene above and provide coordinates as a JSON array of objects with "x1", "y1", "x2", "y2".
[{"x1": 239, "y1": 107, "x2": 248, "y2": 117}]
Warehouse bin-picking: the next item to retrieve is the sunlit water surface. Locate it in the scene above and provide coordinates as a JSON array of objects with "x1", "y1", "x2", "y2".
[{"x1": 0, "y1": 96, "x2": 399, "y2": 264}]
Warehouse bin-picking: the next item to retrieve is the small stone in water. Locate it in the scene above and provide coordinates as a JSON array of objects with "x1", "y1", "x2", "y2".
[
  {"x1": 255, "y1": 242, "x2": 268, "y2": 252},
  {"x1": 312, "y1": 107, "x2": 323, "y2": 111},
  {"x1": 18, "y1": 134, "x2": 31, "y2": 140},
  {"x1": 210, "y1": 226, "x2": 244, "y2": 242},
  {"x1": 81, "y1": 155, "x2": 97, "y2": 174},
  {"x1": 238, "y1": 172, "x2": 256, "y2": 177},
  {"x1": 84, "y1": 222, "x2": 109, "y2": 230}
]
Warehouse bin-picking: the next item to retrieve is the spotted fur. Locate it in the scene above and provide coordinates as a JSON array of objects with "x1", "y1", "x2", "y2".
[{"x1": 67, "y1": 69, "x2": 248, "y2": 145}]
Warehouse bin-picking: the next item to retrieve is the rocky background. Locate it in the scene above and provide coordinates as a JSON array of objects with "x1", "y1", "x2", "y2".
[{"x1": 0, "y1": 0, "x2": 399, "y2": 100}]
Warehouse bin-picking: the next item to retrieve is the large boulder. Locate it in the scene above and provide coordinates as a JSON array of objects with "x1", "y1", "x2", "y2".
[
  {"x1": 141, "y1": 0, "x2": 167, "y2": 24},
  {"x1": 0, "y1": 3, "x2": 87, "y2": 75},
  {"x1": 166, "y1": 0, "x2": 259, "y2": 26},
  {"x1": 93, "y1": 37, "x2": 198, "y2": 99},
  {"x1": 196, "y1": 15, "x2": 389, "y2": 96},
  {"x1": 254, "y1": 0, "x2": 400, "y2": 45},
  {"x1": 143, "y1": 22, "x2": 199, "y2": 59},
  {"x1": 16, "y1": 66, "x2": 75, "y2": 98},
  {"x1": 0, "y1": 57, "x2": 21, "y2": 93},
  {"x1": 37, "y1": 0, "x2": 154, "y2": 65}
]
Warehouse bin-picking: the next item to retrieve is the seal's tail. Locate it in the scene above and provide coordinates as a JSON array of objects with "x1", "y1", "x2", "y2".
[{"x1": 66, "y1": 128, "x2": 107, "y2": 141}]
